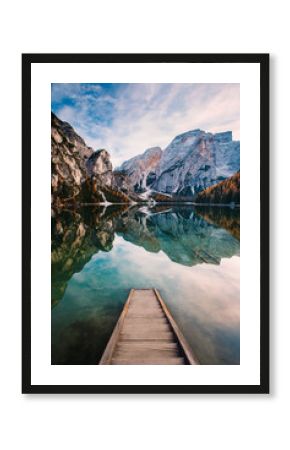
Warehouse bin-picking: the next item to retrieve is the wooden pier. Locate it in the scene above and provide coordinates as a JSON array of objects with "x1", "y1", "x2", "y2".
[{"x1": 99, "y1": 288, "x2": 198, "y2": 365}]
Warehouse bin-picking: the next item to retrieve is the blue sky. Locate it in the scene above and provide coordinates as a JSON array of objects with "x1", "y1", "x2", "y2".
[{"x1": 51, "y1": 83, "x2": 240, "y2": 167}]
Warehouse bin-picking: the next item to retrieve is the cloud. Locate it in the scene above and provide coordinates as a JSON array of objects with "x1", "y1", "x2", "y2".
[{"x1": 52, "y1": 83, "x2": 240, "y2": 167}]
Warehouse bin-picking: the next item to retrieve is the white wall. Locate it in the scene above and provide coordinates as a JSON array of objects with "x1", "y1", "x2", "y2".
[{"x1": 0, "y1": 1, "x2": 287, "y2": 449}]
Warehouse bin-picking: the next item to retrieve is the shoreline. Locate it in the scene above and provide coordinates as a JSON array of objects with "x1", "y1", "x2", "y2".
[{"x1": 52, "y1": 201, "x2": 240, "y2": 209}]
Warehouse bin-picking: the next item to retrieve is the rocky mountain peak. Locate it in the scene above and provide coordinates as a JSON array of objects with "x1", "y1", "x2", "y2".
[
  {"x1": 51, "y1": 112, "x2": 93, "y2": 160},
  {"x1": 117, "y1": 129, "x2": 239, "y2": 196},
  {"x1": 51, "y1": 111, "x2": 240, "y2": 206},
  {"x1": 120, "y1": 146, "x2": 162, "y2": 169},
  {"x1": 143, "y1": 146, "x2": 163, "y2": 157},
  {"x1": 51, "y1": 113, "x2": 133, "y2": 206},
  {"x1": 51, "y1": 112, "x2": 94, "y2": 205},
  {"x1": 118, "y1": 146, "x2": 162, "y2": 192},
  {"x1": 152, "y1": 129, "x2": 240, "y2": 196},
  {"x1": 172, "y1": 129, "x2": 203, "y2": 142},
  {"x1": 214, "y1": 131, "x2": 233, "y2": 143},
  {"x1": 86, "y1": 149, "x2": 113, "y2": 187}
]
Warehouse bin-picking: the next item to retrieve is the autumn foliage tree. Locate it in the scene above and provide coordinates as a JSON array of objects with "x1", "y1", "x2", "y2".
[{"x1": 195, "y1": 171, "x2": 240, "y2": 204}]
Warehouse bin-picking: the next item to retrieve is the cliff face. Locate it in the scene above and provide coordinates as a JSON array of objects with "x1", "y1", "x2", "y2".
[
  {"x1": 52, "y1": 112, "x2": 240, "y2": 206},
  {"x1": 51, "y1": 112, "x2": 131, "y2": 206},
  {"x1": 118, "y1": 147, "x2": 162, "y2": 192},
  {"x1": 51, "y1": 112, "x2": 93, "y2": 204},
  {"x1": 117, "y1": 129, "x2": 240, "y2": 198},
  {"x1": 153, "y1": 130, "x2": 240, "y2": 196},
  {"x1": 86, "y1": 149, "x2": 113, "y2": 187}
]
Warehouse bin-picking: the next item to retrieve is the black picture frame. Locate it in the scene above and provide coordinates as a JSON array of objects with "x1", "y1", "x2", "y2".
[{"x1": 22, "y1": 53, "x2": 269, "y2": 394}]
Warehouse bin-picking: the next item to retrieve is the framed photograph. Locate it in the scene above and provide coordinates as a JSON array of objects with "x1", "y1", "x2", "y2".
[{"x1": 22, "y1": 53, "x2": 269, "y2": 394}]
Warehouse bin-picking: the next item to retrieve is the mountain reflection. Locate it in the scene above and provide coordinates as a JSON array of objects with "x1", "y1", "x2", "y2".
[{"x1": 51, "y1": 205, "x2": 239, "y2": 307}]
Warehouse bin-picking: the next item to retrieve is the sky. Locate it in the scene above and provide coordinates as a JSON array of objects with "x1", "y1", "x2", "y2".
[{"x1": 51, "y1": 83, "x2": 240, "y2": 167}]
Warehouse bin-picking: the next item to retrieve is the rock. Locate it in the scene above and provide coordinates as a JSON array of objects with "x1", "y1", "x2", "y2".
[
  {"x1": 52, "y1": 113, "x2": 137, "y2": 206},
  {"x1": 86, "y1": 149, "x2": 113, "y2": 187},
  {"x1": 51, "y1": 128, "x2": 63, "y2": 144},
  {"x1": 117, "y1": 129, "x2": 239, "y2": 199},
  {"x1": 118, "y1": 147, "x2": 162, "y2": 192},
  {"x1": 51, "y1": 112, "x2": 93, "y2": 205},
  {"x1": 53, "y1": 114, "x2": 93, "y2": 160},
  {"x1": 153, "y1": 129, "x2": 240, "y2": 196},
  {"x1": 51, "y1": 111, "x2": 240, "y2": 207},
  {"x1": 112, "y1": 171, "x2": 131, "y2": 194}
]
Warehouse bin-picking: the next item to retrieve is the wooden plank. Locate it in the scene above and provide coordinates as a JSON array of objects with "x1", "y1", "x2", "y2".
[
  {"x1": 114, "y1": 348, "x2": 179, "y2": 359},
  {"x1": 122, "y1": 318, "x2": 168, "y2": 325},
  {"x1": 120, "y1": 331, "x2": 174, "y2": 340},
  {"x1": 111, "y1": 357, "x2": 185, "y2": 365},
  {"x1": 116, "y1": 341, "x2": 179, "y2": 350},
  {"x1": 119, "y1": 337, "x2": 176, "y2": 343},
  {"x1": 127, "y1": 303, "x2": 162, "y2": 312},
  {"x1": 122, "y1": 322, "x2": 171, "y2": 332}
]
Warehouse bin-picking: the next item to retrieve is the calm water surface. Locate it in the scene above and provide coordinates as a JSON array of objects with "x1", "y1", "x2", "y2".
[{"x1": 51, "y1": 205, "x2": 240, "y2": 364}]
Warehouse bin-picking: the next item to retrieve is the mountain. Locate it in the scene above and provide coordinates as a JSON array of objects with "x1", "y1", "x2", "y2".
[
  {"x1": 52, "y1": 112, "x2": 240, "y2": 206},
  {"x1": 86, "y1": 149, "x2": 113, "y2": 186},
  {"x1": 119, "y1": 129, "x2": 239, "y2": 198},
  {"x1": 51, "y1": 112, "x2": 132, "y2": 206},
  {"x1": 152, "y1": 129, "x2": 240, "y2": 196},
  {"x1": 118, "y1": 146, "x2": 162, "y2": 192},
  {"x1": 195, "y1": 171, "x2": 240, "y2": 205},
  {"x1": 51, "y1": 112, "x2": 93, "y2": 204}
]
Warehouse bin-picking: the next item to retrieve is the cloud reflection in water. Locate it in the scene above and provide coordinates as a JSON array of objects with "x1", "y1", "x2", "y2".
[{"x1": 51, "y1": 206, "x2": 240, "y2": 365}]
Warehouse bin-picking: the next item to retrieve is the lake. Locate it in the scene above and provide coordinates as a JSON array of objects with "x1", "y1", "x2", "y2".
[{"x1": 51, "y1": 204, "x2": 240, "y2": 365}]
